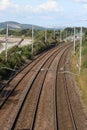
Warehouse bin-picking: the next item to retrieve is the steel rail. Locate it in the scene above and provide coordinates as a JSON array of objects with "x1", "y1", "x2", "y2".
[
  {"x1": 63, "y1": 60, "x2": 77, "y2": 130},
  {"x1": 0, "y1": 45, "x2": 57, "y2": 91},
  {"x1": 9, "y1": 44, "x2": 68, "y2": 130},
  {"x1": 0, "y1": 43, "x2": 67, "y2": 91},
  {"x1": 55, "y1": 45, "x2": 72, "y2": 130},
  {"x1": 57, "y1": 45, "x2": 77, "y2": 130},
  {"x1": 30, "y1": 44, "x2": 72, "y2": 130},
  {"x1": 11, "y1": 44, "x2": 71, "y2": 130},
  {"x1": 0, "y1": 44, "x2": 69, "y2": 109}
]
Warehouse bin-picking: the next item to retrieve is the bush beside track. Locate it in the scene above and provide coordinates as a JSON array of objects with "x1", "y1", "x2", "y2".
[{"x1": 0, "y1": 34, "x2": 58, "y2": 81}]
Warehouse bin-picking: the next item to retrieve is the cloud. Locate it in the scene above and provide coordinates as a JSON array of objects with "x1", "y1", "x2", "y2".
[
  {"x1": 19, "y1": 0, "x2": 63, "y2": 14},
  {"x1": 29, "y1": 0, "x2": 63, "y2": 14},
  {"x1": 0, "y1": 0, "x2": 19, "y2": 11},
  {"x1": 0, "y1": 0, "x2": 10, "y2": 10},
  {"x1": 0, "y1": 0, "x2": 63, "y2": 25},
  {"x1": 0, "y1": 0, "x2": 62, "y2": 13},
  {"x1": 38, "y1": 0, "x2": 60, "y2": 12}
]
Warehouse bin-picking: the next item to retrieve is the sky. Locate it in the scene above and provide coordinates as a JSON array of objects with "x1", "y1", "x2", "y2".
[{"x1": 0, "y1": 0, "x2": 87, "y2": 27}]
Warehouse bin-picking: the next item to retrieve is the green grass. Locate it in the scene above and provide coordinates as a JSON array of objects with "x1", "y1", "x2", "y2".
[
  {"x1": 78, "y1": 72, "x2": 87, "y2": 104},
  {"x1": 72, "y1": 40, "x2": 87, "y2": 105},
  {"x1": 82, "y1": 45, "x2": 87, "y2": 55}
]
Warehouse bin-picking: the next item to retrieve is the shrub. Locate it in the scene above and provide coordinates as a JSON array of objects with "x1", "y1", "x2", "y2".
[{"x1": 83, "y1": 60, "x2": 87, "y2": 68}]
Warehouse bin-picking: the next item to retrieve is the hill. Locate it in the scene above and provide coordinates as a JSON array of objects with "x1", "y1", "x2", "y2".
[{"x1": 0, "y1": 21, "x2": 45, "y2": 30}]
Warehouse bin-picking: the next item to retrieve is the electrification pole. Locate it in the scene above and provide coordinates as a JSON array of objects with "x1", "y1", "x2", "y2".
[
  {"x1": 74, "y1": 27, "x2": 76, "y2": 54},
  {"x1": 32, "y1": 25, "x2": 34, "y2": 54},
  {"x1": 79, "y1": 26, "x2": 82, "y2": 74},
  {"x1": 5, "y1": 23, "x2": 21, "y2": 61},
  {"x1": 5, "y1": 24, "x2": 8, "y2": 62},
  {"x1": 45, "y1": 28, "x2": 47, "y2": 43},
  {"x1": 54, "y1": 28, "x2": 55, "y2": 39},
  {"x1": 60, "y1": 30, "x2": 62, "y2": 42},
  {"x1": 66, "y1": 31, "x2": 67, "y2": 42}
]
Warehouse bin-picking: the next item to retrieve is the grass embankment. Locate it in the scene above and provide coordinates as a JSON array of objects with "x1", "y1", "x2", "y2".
[{"x1": 72, "y1": 41, "x2": 87, "y2": 105}]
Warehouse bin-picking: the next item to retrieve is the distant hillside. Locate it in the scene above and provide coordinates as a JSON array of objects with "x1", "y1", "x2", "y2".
[{"x1": 0, "y1": 21, "x2": 45, "y2": 30}]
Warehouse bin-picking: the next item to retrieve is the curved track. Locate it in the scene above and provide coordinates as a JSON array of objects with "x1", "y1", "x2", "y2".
[
  {"x1": 56, "y1": 47, "x2": 77, "y2": 130},
  {"x1": 0, "y1": 42, "x2": 80, "y2": 130}
]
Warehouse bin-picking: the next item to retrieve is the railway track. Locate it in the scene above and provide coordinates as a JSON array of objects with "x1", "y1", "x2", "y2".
[
  {"x1": 12, "y1": 44, "x2": 72, "y2": 130},
  {"x1": 0, "y1": 43, "x2": 66, "y2": 91},
  {"x1": 56, "y1": 47, "x2": 78, "y2": 130},
  {"x1": 64, "y1": 49, "x2": 87, "y2": 130},
  {"x1": 13, "y1": 44, "x2": 65, "y2": 130},
  {"x1": 0, "y1": 43, "x2": 67, "y2": 107},
  {"x1": 63, "y1": 64, "x2": 77, "y2": 130},
  {"x1": 0, "y1": 45, "x2": 57, "y2": 91},
  {"x1": 0, "y1": 42, "x2": 80, "y2": 130}
]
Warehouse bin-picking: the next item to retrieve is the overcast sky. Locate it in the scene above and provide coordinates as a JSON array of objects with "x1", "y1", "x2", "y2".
[{"x1": 0, "y1": 0, "x2": 87, "y2": 27}]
